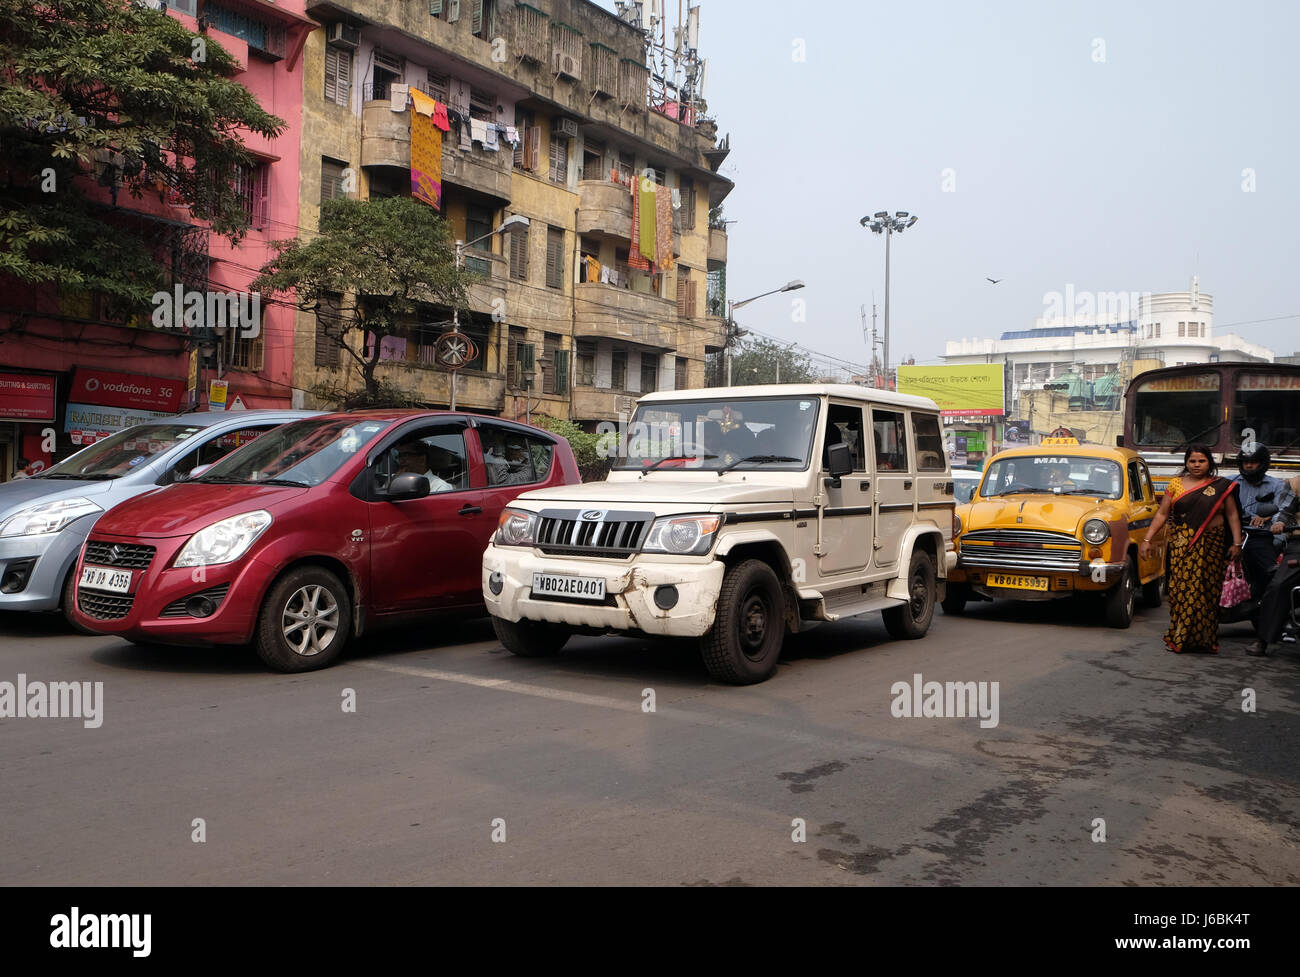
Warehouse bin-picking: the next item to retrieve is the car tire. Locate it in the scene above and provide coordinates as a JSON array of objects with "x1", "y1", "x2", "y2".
[
  {"x1": 1142, "y1": 576, "x2": 1163, "y2": 609},
  {"x1": 883, "y1": 550, "x2": 937, "y2": 639},
  {"x1": 940, "y1": 581, "x2": 968, "y2": 616},
  {"x1": 1105, "y1": 555, "x2": 1137, "y2": 629},
  {"x1": 700, "y1": 559, "x2": 785, "y2": 685},
  {"x1": 61, "y1": 568, "x2": 97, "y2": 635},
  {"x1": 492, "y1": 616, "x2": 570, "y2": 657},
  {"x1": 254, "y1": 566, "x2": 352, "y2": 672}
]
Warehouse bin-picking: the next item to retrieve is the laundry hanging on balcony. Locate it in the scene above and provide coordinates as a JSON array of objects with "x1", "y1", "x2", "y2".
[
  {"x1": 390, "y1": 83, "x2": 409, "y2": 113},
  {"x1": 627, "y1": 181, "x2": 652, "y2": 271},
  {"x1": 409, "y1": 90, "x2": 443, "y2": 211},
  {"x1": 654, "y1": 183, "x2": 673, "y2": 269},
  {"x1": 410, "y1": 88, "x2": 450, "y2": 131}
]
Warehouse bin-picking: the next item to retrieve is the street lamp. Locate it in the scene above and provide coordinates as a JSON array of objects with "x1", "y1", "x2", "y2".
[
  {"x1": 859, "y1": 211, "x2": 918, "y2": 389},
  {"x1": 450, "y1": 214, "x2": 530, "y2": 409},
  {"x1": 725, "y1": 279, "x2": 804, "y2": 386}
]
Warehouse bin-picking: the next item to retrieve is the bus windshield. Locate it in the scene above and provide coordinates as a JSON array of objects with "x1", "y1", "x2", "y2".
[
  {"x1": 1231, "y1": 372, "x2": 1300, "y2": 452},
  {"x1": 1132, "y1": 371, "x2": 1220, "y2": 447}
]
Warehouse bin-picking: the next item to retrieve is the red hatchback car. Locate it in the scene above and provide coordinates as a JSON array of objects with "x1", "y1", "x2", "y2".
[{"x1": 72, "y1": 411, "x2": 580, "y2": 671}]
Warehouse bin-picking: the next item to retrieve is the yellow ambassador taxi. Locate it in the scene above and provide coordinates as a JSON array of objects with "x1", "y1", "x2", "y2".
[{"x1": 943, "y1": 436, "x2": 1166, "y2": 628}]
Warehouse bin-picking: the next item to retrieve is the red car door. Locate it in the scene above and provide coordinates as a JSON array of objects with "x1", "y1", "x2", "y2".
[{"x1": 365, "y1": 421, "x2": 489, "y2": 614}]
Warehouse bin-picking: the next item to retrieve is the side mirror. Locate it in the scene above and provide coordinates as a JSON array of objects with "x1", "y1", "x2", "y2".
[
  {"x1": 387, "y1": 473, "x2": 430, "y2": 501},
  {"x1": 827, "y1": 443, "x2": 853, "y2": 478},
  {"x1": 188, "y1": 464, "x2": 214, "y2": 479}
]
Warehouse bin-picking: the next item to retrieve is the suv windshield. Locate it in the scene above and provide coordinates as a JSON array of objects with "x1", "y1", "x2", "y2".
[
  {"x1": 38, "y1": 424, "x2": 204, "y2": 479},
  {"x1": 198, "y1": 418, "x2": 389, "y2": 487},
  {"x1": 614, "y1": 397, "x2": 821, "y2": 471},
  {"x1": 982, "y1": 455, "x2": 1123, "y2": 499}
]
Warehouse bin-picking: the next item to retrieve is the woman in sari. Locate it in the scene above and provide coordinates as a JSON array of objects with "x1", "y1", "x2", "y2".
[{"x1": 1140, "y1": 445, "x2": 1244, "y2": 653}]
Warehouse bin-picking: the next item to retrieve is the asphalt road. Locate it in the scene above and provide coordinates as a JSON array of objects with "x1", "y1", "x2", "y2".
[{"x1": 2, "y1": 596, "x2": 1298, "y2": 886}]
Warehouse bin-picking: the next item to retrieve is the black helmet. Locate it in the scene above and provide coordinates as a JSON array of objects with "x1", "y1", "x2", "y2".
[{"x1": 1237, "y1": 441, "x2": 1270, "y2": 483}]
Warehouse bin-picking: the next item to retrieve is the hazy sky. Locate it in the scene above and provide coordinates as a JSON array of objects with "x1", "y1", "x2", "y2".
[{"x1": 599, "y1": 0, "x2": 1300, "y2": 370}]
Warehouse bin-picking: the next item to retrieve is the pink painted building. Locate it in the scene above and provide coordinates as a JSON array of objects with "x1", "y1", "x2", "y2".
[{"x1": 0, "y1": 0, "x2": 315, "y2": 478}]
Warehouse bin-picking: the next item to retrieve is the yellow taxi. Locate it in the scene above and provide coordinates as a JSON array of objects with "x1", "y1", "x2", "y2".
[{"x1": 943, "y1": 435, "x2": 1165, "y2": 627}]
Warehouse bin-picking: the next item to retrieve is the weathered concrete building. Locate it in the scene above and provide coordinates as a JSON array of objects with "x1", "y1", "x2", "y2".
[{"x1": 294, "y1": 0, "x2": 732, "y2": 424}]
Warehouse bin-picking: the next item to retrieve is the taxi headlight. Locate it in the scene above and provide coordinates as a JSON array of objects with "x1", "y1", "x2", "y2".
[
  {"x1": 497, "y1": 508, "x2": 538, "y2": 546},
  {"x1": 642, "y1": 514, "x2": 721, "y2": 555},
  {"x1": 1082, "y1": 519, "x2": 1110, "y2": 544}
]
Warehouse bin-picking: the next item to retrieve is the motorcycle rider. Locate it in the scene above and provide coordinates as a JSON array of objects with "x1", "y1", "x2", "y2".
[
  {"x1": 1249, "y1": 475, "x2": 1300, "y2": 656},
  {"x1": 1233, "y1": 442, "x2": 1293, "y2": 601}
]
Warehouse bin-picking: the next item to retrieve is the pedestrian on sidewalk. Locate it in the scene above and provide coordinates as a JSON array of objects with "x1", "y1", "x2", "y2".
[{"x1": 1140, "y1": 445, "x2": 1243, "y2": 654}]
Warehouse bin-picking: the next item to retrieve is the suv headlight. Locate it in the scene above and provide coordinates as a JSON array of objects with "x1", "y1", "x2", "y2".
[
  {"x1": 0, "y1": 497, "x2": 102, "y2": 537},
  {"x1": 641, "y1": 514, "x2": 721, "y2": 556},
  {"x1": 497, "y1": 508, "x2": 539, "y2": 546},
  {"x1": 1082, "y1": 518, "x2": 1110, "y2": 544},
  {"x1": 174, "y1": 510, "x2": 273, "y2": 567}
]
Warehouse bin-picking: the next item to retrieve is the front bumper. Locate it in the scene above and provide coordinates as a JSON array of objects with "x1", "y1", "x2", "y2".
[
  {"x1": 949, "y1": 555, "x2": 1127, "y2": 597},
  {"x1": 72, "y1": 534, "x2": 273, "y2": 645},
  {"x1": 0, "y1": 527, "x2": 87, "y2": 612},
  {"x1": 483, "y1": 543, "x2": 725, "y2": 638}
]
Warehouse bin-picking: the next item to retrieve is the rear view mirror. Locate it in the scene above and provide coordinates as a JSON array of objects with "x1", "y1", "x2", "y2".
[
  {"x1": 827, "y1": 443, "x2": 853, "y2": 478},
  {"x1": 387, "y1": 473, "x2": 430, "y2": 501}
]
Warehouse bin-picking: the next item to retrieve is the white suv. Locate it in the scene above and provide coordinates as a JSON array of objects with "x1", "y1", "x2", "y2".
[{"x1": 483, "y1": 385, "x2": 956, "y2": 684}]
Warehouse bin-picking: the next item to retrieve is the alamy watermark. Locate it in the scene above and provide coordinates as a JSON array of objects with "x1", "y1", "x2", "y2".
[
  {"x1": 0, "y1": 673, "x2": 103, "y2": 728},
  {"x1": 1041, "y1": 284, "x2": 1150, "y2": 325},
  {"x1": 890, "y1": 672, "x2": 999, "y2": 728},
  {"x1": 151, "y1": 285, "x2": 261, "y2": 338}
]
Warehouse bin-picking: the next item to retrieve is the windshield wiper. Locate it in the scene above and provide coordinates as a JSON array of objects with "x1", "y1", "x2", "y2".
[
  {"x1": 38, "y1": 472, "x2": 116, "y2": 480},
  {"x1": 717, "y1": 454, "x2": 801, "y2": 476},
  {"x1": 1181, "y1": 419, "x2": 1223, "y2": 445},
  {"x1": 194, "y1": 475, "x2": 246, "y2": 484},
  {"x1": 642, "y1": 454, "x2": 717, "y2": 472},
  {"x1": 254, "y1": 477, "x2": 309, "y2": 487}
]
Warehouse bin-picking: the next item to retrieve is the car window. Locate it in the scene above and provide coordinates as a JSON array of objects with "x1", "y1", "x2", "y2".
[
  {"x1": 913, "y1": 413, "x2": 946, "y2": 472},
  {"x1": 480, "y1": 426, "x2": 545, "y2": 487},
  {"x1": 164, "y1": 426, "x2": 277, "y2": 484},
  {"x1": 375, "y1": 426, "x2": 468, "y2": 494},
  {"x1": 823, "y1": 404, "x2": 866, "y2": 472},
  {"x1": 1127, "y1": 461, "x2": 1143, "y2": 502},
  {"x1": 1140, "y1": 463, "x2": 1154, "y2": 501},
  {"x1": 872, "y1": 409, "x2": 909, "y2": 471},
  {"x1": 39, "y1": 424, "x2": 204, "y2": 478}
]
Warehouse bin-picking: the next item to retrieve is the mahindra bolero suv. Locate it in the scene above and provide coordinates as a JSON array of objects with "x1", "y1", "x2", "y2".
[{"x1": 482, "y1": 385, "x2": 957, "y2": 685}]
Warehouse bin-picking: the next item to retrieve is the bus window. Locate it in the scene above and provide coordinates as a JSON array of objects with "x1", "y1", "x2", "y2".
[
  {"x1": 1231, "y1": 372, "x2": 1300, "y2": 451},
  {"x1": 1132, "y1": 372, "x2": 1220, "y2": 446}
]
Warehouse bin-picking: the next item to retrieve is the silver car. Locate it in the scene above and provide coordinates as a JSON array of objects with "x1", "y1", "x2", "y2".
[{"x1": 0, "y1": 409, "x2": 318, "y2": 628}]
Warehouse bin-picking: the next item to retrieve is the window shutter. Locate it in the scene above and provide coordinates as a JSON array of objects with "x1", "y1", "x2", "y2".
[
  {"x1": 447, "y1": 0, "x2": 460, "y2": 22},
  {"x1": 545, "y1": 228, "x2": 563, "y2": 288},
  {"x1": 471, "y1": 0, "x2": 483, "y2": 34},
  {"x1": 554, "y1": 349, "x2": 569, "y2": 395},
  {"x1": 324, "y1": 46, "x2": 339, "y2": 104},
  {"x1": 527, "y1": 126, "x2": 541, "y2": 170},
  {"x1": 683, "y1": 184, "x2": 696, "y2": 229},
  {"x1": 510, "y1": 225, "x2": 529, "y2": 280},
  {"x1": 314, "y1": 315, "x2": 338, "y2": 367},
  {"x1": 254, "y1": 165, "x2": 269, "y2": 228},
  {"x1": 429, "y1": 0, "x2": 442, "y2": 13},
  {"x1": 549, "y1": 135, "x2": 567, "y2": 183},
  {"x1": 513, "y1": 138, "x2": 524, "y2": 169},
  {"x1": 686, "y1": 279, "x2": 697, "y2": 318},
  {"x1": 676, "y1": 271, "x2": 688, "y2": 316}
]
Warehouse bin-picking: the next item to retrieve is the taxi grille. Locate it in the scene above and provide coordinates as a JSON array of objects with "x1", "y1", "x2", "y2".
[
  {"x1": 535, "y1": 509, "x2": 653, "y2": 558},
  {"x1": 958, "y1": 529, "x2": 1082, "y2": 572},
  {"x1": 84, "y1": 541, "x2": 156, "y2": 570},
  {"x1": 78, "y1": 591, "x2": 134, "y2": 620}
]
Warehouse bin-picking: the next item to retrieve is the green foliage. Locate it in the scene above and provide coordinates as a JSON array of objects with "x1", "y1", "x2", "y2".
[
  {"x1": 531, "y1": 414, "x2": 610, "y2": 482},
  {"x1": 254, "y1": 196, "x2": 476, "y2": 401},
  {"x1": 0, "y1": 0, "x2": 286, "y2": 303},
  {"x1": 727, "y1": 337, "x2": 817, "y2": 385}
]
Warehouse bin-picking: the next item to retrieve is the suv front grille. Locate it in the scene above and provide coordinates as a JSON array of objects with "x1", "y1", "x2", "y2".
[
  {"x1": 84, "y1": 541, "x2": 156, "y2": 570},
  {"x1": 958, "y1": 528, "x2": 1082, "y2": 572},
  {"x1": 78, "y1": 591, "x2": 134, "y2": 620},
  {"x1": 535, "y1": 508, "x2": 655, "y2": 558}
]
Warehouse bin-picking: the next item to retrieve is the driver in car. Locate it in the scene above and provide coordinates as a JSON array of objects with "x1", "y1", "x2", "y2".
[
  {"x1": 1044, "y1": 462, "x2": 1076, "y2": 490},
  {"x1": 394, "y1": 442, "x2": 452, "y2": 493}
]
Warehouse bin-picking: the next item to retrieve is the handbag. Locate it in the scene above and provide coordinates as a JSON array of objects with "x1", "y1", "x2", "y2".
[{"x1": 1220, "y1": 561, "x2": 1251, "y2": 608}]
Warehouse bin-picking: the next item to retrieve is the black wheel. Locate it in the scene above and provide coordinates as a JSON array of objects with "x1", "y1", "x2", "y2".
[
  {"x1": 700, "y1": 560, "x2": 785, "y2": 685},
  {"x1": 940, "y1": 581, "x2": 969, "y2": 615},
  {"x1": 883, "y1": 550, "x2": 937, "y2": 639},
  {"x1": 1142, "y1": 576, "x2": 1163, "y2": 609},
  {"x1": 61, "y1": 568, "x2": 96, "y2": 635},
  {"x1": 1105, "y1": 555, "x2": 1137, "y2": 629},
  {"x1": 491, "y1": 616, "x2": 570, "y2": 657},
  {"x1": 254, "y1": 566, "x2": 352, "y2": 672}
]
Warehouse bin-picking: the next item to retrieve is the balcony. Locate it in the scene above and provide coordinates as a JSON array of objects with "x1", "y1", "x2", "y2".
[
  {"x1": 708, "y1": 227, "x2": 727, "y2": 267},
  {"x1": 577, "y1": 180, "x2": 681, "y2": 256},
  {"x1": 574, "y1": 282, "x2": 677, "y2": 348},
  {"x1": 376, "y1": 360, "x2": 507, "y2": 413},
  {"x1": 361, "y1": 103, "x2": 512, "y2": 201},
  {"x1": 465, "y1": 252, "x2": 508, "y2": 313},
  {"x1": 573, "y1": 387, "x2": 640, "y2": 420}
]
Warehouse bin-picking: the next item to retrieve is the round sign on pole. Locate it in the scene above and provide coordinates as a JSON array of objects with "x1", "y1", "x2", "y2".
[{"x1": 434, "y1": 331, "x2": 478, "y2": 371}]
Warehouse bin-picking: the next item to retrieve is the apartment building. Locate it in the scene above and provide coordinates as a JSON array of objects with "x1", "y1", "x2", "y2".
[{"x1": 293, "y1": 0, "x2": 733, "y2": 425}]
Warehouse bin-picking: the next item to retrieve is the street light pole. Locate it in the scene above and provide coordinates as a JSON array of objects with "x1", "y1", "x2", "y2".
[
  {"x1": 451, "y1": 239, "x2": 463, "y2": 410},
  {"x1": 724, "y1": 280, "x2": 805, "y2": 387},
  {"x1": 860, "y1": 211, "x2": 918, "y2": 390}
]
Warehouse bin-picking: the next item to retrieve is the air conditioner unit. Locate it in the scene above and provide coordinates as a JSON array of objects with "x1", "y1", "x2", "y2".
[
  {"x1": 552, "y1": 116, "x2": 579, "y2": 139},
  {"x1": 327, "y1": 23, "x2": 360, "y2": 50},
  {"x1": 552, "y1": 50, "x2": 582, "y2": 81}
]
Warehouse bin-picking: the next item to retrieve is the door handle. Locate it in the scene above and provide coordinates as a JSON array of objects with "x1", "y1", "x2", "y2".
[
  {"x1": 860, "y1": 481, "x2": 871, "y2": 492},
  {"x1": 458, "y1": 504, "x2": 482, "y2": 516},
  {"x1": 903, "y1": 480, "x2": 912, "y2": 490}
]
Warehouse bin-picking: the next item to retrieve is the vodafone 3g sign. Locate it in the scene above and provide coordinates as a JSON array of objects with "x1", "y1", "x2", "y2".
[{"x1": 70, "y1": 368, "x2": 184, "y2": 412}]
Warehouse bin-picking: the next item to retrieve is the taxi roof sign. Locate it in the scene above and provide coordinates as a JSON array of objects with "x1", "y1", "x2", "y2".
[{"x1": 1041, "y1": 435, "x2": 1080, "y2": 446}]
